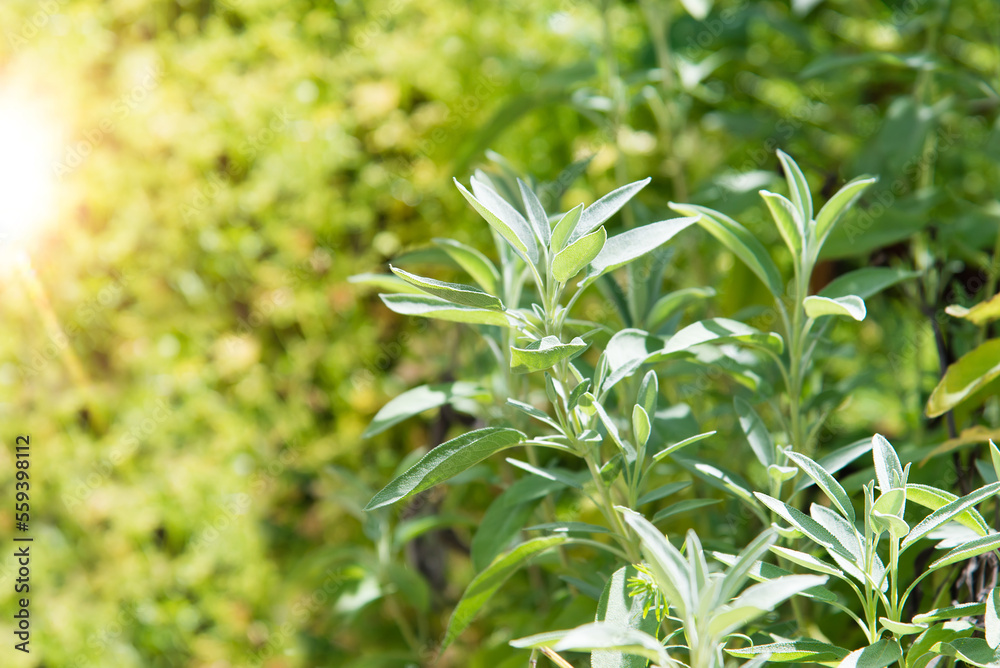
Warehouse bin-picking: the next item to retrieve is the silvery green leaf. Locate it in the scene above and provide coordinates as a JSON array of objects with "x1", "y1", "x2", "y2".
[
  {"x1": 552, "y1": 226, "x2": 606, "y2": 282},
  {"x1": 380, "y1": 293, "x2": 512, "y2": 326},
  {"x1": 988, "y1": 588, "x2": 1000, "y2": 649},
  {"x1": 593, "y1": 565, "x2": 663, "y2": 668},
  {"x1": 754, "y1": 493, "x2": 855, "y2": 561},
  {"x1": 734, "y1": 397, "x2": 776, "y2": 468},
  {"x1": 814, "y1": 175, "x2": 878, "y2": 247},
  {"x1": 727, "y1": 640, "x2": 850, "y2": 663},
  {"x1": 668, "y1": 201, "x2": 784, "y2": 296},
  {"x1": 348, "y1": 272, "x2": 427, "y2": 295},
  {"x1": 513, "y1": 622, "x2": 670, "y2": 666},
  {"x1": 902, "y1": 481, "x2": 1000, "y2": 551},
  {"x1": 601, "y1": 329, "x2": 665, "y2": 394},
  {"x1": 872, "y1": 434, "x2": 905, "y2": 494},
  {"x1": 571, "y1": 177, "x2": 651, "y2": 242},
  {"x1": 518, "y1": 178, "x2": 550, "y2": 246},
  {"x1": 551, "y1": 204, "x2": 584, "y2": 253},
  {"x1": 785, "y1": 450, "x2": 854, "y2": 523},
  {"x1": 650, "y1": 318, "x2": 784, "y2": 362},
  {"x1": 905, "y1": 484, "x2": 990, "y2": 536},
  {"x1": 582, "y1": 217, "x2": 697, "y2": 285},
  {"x1": 776, "y1": 150, "x2": 813, "y2": 225},
  {"x1": 363, "y1": 381, "x2": 488, "y2": 439},
  {"x1": 632, "y1": 405, "x2": 651, "y2": 449},
  {"x1": 933, "y1": 638, "x2": 1000, "y2": 668},
  {"x1": 819, "y1": 266, "x2": 918, "y2": 300},
  {"x1": 879, "y1": 618, "x2": 927, "y2": 637},
  {"x1": 366, "y1": 427, "x2": 525, "y2": 510},
  {"x1": 837, "y1": 639, "x2": 902, "y2": 668},
  {"x1": 770, "y1": 546, "x2": 845, "y2": 578},
  {"x1": 617, "y1": 506, "x2": 692, "y2": 614},
  {"x1": 652, "y1": 431, "x2": 717, "y2": 462},
  {"x1": 637, "y1": 370, "x2": 658, "y2": 416},
  {"x1": 927, "y1": 533, "x2": 1000, "y2": 570},
  {"x1": 913, "y1": 602, "x2": 986, "y2": 624},
  {"x1": 646, "y1": 287, "x2": 717, "y2": 332},
  {"x1": 432, "y1": 237, "x2": 502, "y2": 295},
  {"x1": 455, "y1": 177, "x2": 539, "y2": 265},
  {"x1": 510, "y1": 336, "x2": 588, "y2": 374},
  {"x1": 710, "y1": 575, "x2": 827, "y2": 637},
  {"x1": 760, "y1": 189, "x2": 803, "y2": 256},
  {"x1": 390, "y1": 265, "x2": 503, "y2": 310},
  {"x1": 803, "y1": 295, "x2": 867, "y2": 321}
]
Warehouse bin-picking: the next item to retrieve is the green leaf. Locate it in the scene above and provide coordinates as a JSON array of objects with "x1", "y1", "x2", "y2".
[
  {"x1": 906, "y1": 622, "x2": 974, "y2": 668},
  {"x1": 819, "y1": 267, "x2": 918, "y2": 300},
  {"x1": 582, "y1": 217, "x2": 698, "y2": 285},
  {"x1": 685, "y1": 460, "x2": 759, "y2": 508},
  {"x1": 652, "y1": 498, "x2": 720, "y2": 523},
  {"x1": 814, "y1": 175, "x2": 878, "y2": 246},
  {"x1": 927, "y1": 339, "x2": 1000, "y2": 417},
  {"x1": 363, "y1": 382, "x2": 488, "y2": 438},
  {"x1": 526, "y1": 521, "x2": 611, "y2": 535},
  {"x1": 902, "y1": 481, "x2": 1000, "y2": 551},
  {"x1": 776, "y1": 150, "x2": 813, "y2": 226},
  {"x1": 552, "y1": 226, "x2": 606, "y2": 282},
  {"x1": 380, "y1": 293, "x2": 511, "y2": 326},
  {"x1": 717, "y1": 529, "x2": 778, "y2": 602},
  {"x1": 652, "y1": 431, "x2": 717, "y2": 463},
  {"x1": 617, "y1": 506, "x2": 692, "y2": 614},
  {"x1": 348, "y1": 272, "x2": 427, "y2": 295},
  {"x1": 947, "y1": 292, "x2": 1000, "y2": 326},
  {"x1": 470, "y1": 475, "x2": 566, "y2": 571},
  {"x1": 551, "y1": 204, "x2": 584, "y2": 253},
  {"x1": 389, "y1": 265, "x2": 503, "y2": 310},
  {"x1": 637, "y1": 481, "x2": 691, "y2": 506},
  {"x1": 518, "y1": 178, "x2": 551, "y2": 246},
  {"x1": 455, "y1": 178, "x2": 538, "y2": 265},
  {"x1": 632, "y1": 405, "x2": 651, "y2": 449},
  {"x1": 794, "y1": 438, "x2": 873, "y2": 494},
  {"x1": 601, "y1": 329, "x2": 665, "y2": 394},
  {"x1": 433, "y1": 238, "x2": 501, "y2": 295},
  {"x1": 512, "y1": 622, "x2": 669, "y2": 666},
  {"x1": 592, "y1": 566, "x2": 661, "y2": 668},
  {"x1": 785, "y1": 450, "x2": 855, "y2": 523},
  {"x1": 770, "y1": 545, "x2": 845, "y2": 578},
  {"x1": 803, "y1": 295, "x2": 867, "y2": 321},
  {"x1": 913, "y1": 602, "x2": 986, "y2": 624},
  {"x1": 637, "y1": 370, "x2": 658, "y2": 417},
  {"x1": 727, "y1": 639, "x2": 850, "y2": 662},
  {"x1": 444, "y1": 536, "x2": 567, "y2": 649},
  {"x1": 871, "y1": 510, "x2": 910, "y2": 540},
  {"x1": 988, "y1": 588, "x2": 1000, "y2": 649},
  {"x1": 734, "y1": 397, "x2": 776, "y2": 469},
  {"x1": 650, "y1": 318, "x2": 784, "y2": 361},
  {"x1": 365, "y1": 427, "x2": 525, "y2": 510},
  {"x1": 933, "y1": 638, "x2": 1000, "y2": 667},
  {"x1": 710, "y1": 575, "x2": 827, "y2": 638},
  {"x1": 760, "y1": 190, "x2": 803, "y2": 256},
  {"x1": 838, "y1": 639, "x2": 902, "y2": 668},
  {"x1": 754, "y1": 493, "x2": 855, "y2": 561},
  {"x1": 668, "y1": 202, "x2": 784, "y2": 296},
  {"x1": 905, "y1": 484, "x2": 990, "y2": 536},
  {"x1": 992, "y1": 441, "x2": 1000, "y2": 483},
  {"x1": 927, "y1": 533, "x2": 1000, "y2": 570},
  {"x1": 510, "y1": 335, "x2": 588, "y2": 374},
  {"x1": 646, "y1": 286, "x2": 717, "y2": 332},
  {"x1": 872, "y1": 434, "x2": 905, "y2": 494},
  {"x1": 572, "y1": 178, "x2": 651, "y2": 243},
  {"x1": 678, "y1": 0, "x2": 711, "y2": 20}
]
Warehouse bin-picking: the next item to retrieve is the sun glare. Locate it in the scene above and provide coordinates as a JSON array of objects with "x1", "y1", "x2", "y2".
[{"x1": 0, "y1": 92, "x2": 61, "y2": 249}]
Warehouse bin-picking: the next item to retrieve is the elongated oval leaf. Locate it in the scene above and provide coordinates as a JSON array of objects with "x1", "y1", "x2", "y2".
[
  {"x1": 712, "y1": 575, "x2": 827, "y2": 637},
  {"x1": 872, "y1": 434, "x2": 905, "y2": 494},
  {"x1": 390, "y1": 265, "x2": 503, "y2": 310},
  {"x1": 927, "y1": 533, "x2": 1000, "y2": 570},
  {"x1": 754, "y1": 493, "x2": 855, "y2": 561},
  {"x1": 838, "y1": 639, "x2": 902, "y2": 668},
  {"x1": 760, "y1": 190, "x2": 803, "y2": 256},
  {"x1": 785, "y1": 450, "x2": 854, "y2": 523},
  {"x1": 455, "y1": 178, "x2": 538, "y2": 265},
  {"x1": 988, "y1": 588, "x2": 1000, "y2": 650},
  {"x1": 651, "y1": 318, "x2": 784, "y2": 361},
  {"x1": 601, "y1": 329, "x2": 665, "y2": 394},
  {"x1": 776, "y1": 150, "x2": 813, "y2": 225},
  {"x1": 820, "y1": 266, "x2": 918, "y2": 300},
  {"x1": 880, "y1": 618, "x2": 927, "y2": 637},
  {"x1": 927, "y1": 339, "x2": 1000, "y2": 417},
  {"x1": 582, "y1": 217, "x2": 698, "y2": 285},
  {"x1": 902, "y1": 481, "x2": 1000, "y2": 551},
  {"x1": 380, "y1": 293, "x2": 511, "y2": 326},
  {"x1": 366, "y1": 427, "x2": 525, "y2": 510},
  {"x1": 348, "y1": 272, "x2": 427, "y2": 295},
  {"x1": 364, "y1": 381, "x2": 488, "y2": 438},
  {"x1": 905, "y1": 484, "x2": 990, "y2": 536},
  {"x1": 647, "y1": 286, "x2": 717, "y2": 332},
  {"x1": 512, "y1": 622, "x2": 669, "y2": 666},
  {"x1": 552, "y1": 226, "x2": 606, "y2": 282},
  {"x1": 727, "y1": 640, "x2": 850, "y2": 662},
  {"x1": 814, "y1": 175, "x2": 878, "y2": 246},
  {"x1": 510, "y1": 335, "x2": 588, "y2": 374},
  {"x1": 803, "y1": 295, "x2": 867, "y2": 321},
  {"x1": 735, "y1": 397, "x2": 776, "y2": 469},
  {"x1": 518, "y1": 178, "x2": 551, "y2": 246},
  {"x1": 668, "y1": 202, "x2": 784, "y2": 296},
  {"x1": 934, "y1": 638, "x2": 1000, "y2": 668},
  {"x1": 913, "y1": 602, "x2": 985, "y2": 624},
  {"x1": 445, "y1": 536, "x2": 567, "y2": 648},
  {"x1": 433, "y1": 238, "x2": 501, "y2": 295},
  {"x1": 770, "y1": 545, "x2": 845, "y2": 578},
  {"x1": 551, "y1": 204, "x2": 584, "y2": 253},
  {"x1": 617, "y1": 506, "x2": 692, "y2": 614},
  {"x1": 593, "y1": 566, "x2": 661, "y2": 668},
  {"x1": 571, "y1": 178, "x2": 651, "y2": 242}
]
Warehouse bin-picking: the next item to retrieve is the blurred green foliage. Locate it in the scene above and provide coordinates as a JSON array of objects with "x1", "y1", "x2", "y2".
[{"x1": 0, "y1": 0, "x2": 999, "y2": 665}]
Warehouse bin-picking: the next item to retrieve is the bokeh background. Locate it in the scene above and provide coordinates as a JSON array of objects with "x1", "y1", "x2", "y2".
[{"x1": 1, "y1": 0, "x2": 999, "y2": 666}]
